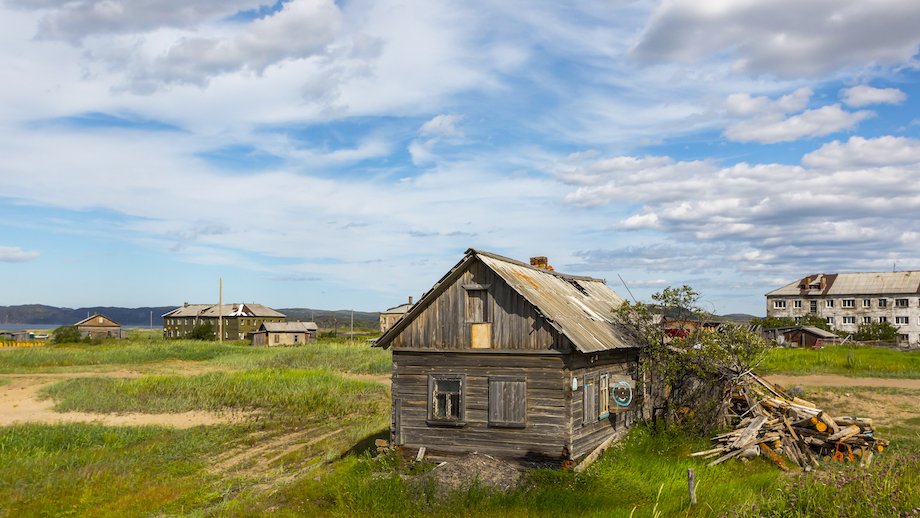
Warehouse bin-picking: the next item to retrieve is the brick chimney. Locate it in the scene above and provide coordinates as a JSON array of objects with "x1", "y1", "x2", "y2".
[{"x1": 530, "y1": 256, "x2": 553, "y2": 270}]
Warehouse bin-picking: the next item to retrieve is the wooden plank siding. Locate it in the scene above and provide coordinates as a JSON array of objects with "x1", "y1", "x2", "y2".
[
  {"x1": 390, "y1": 259, "x2": 564, "y2": 351},
  {"x1": 393, "y1": 351, "x2": 570, "y2": 462},
  {"x1": 565, "y1": 349, "x2": 641, "y2": 460}
]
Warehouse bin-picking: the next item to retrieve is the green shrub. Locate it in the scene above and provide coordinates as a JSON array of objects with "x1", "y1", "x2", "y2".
[{"x1": 51, "y1": 326, "x2": 81, "y2": 344}]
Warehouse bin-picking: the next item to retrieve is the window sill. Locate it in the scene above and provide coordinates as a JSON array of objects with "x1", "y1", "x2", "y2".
[
  {"x1": 488, "y1": 422, "x2": 526, "y2": 429},
  {"x1": 426, "y1": 420, "x2": 466, "y2": 428}
]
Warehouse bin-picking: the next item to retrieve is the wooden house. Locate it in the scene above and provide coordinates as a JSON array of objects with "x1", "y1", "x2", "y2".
[
  {"x1": 380, "y1": 296, "x2": 414, "y2": 333},
  {"x1": 162, "y1": 303, "x2": 286, "y2": 340},
  {"x1": 251, "y1": 321, "x2": 318, "y2": 346},
  {"x1": 74, "y1": 314, "x2": 125, "y2": 339},
  {"x1": 374, "y1": 249, "x2": 642, "y2": 467}
]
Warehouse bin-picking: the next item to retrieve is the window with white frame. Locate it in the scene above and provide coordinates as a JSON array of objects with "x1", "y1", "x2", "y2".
[
  {"x1": 429, "y1": 374, "x2": 465, "y2": 424},
  {"x1": 794, "y1": 300, "x2": 802, "y2": 309},
  {"x1": 896, "y1": 316, "x2": 909, "y2": 325},
  {"x1": 895, "y1": 298, "x2": 909, "y2": 308},
  {"x1": 863, "y1": 299, "x2": 871, "y2": 308},
  {"x1": 842, "y1": 299, "x2": 855, "y2": 308},
  {"x1": 773, "y1": 300, "x2": 786, "y2": 309},
  {"x1": 842, "y1": 316, "x2": 856, "y2": 324},
  {"x1": 826, "y1": 316, "x2": 835, "y2": 324},
  {"x1": 598, "y1": 374, "x2": 610, "y2": 420},
  {"x1": 879, "y1": 316, "x2": 888, "y2": 323},
  {"x1": 826, "y1": 300, "x2": 835, "y2": 308},
  {"x1": 863, "y1": 316, "x2": 872, "y2": 324},
  {"x1": 879, "y1": 299, "x2": 888, "y2": 308},
  {"x1": 900, "y1": 334, "x2": 909, "y2": 342}
]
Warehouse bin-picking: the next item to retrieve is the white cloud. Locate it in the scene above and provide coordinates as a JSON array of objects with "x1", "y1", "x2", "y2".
[
  {"x1": 725, "y1": 87, "x2": 812, "y2": 116},
  {"x1": 840, "y1": 85, "x2": 907, "y2": 107},
  {"x1": 724, "y1": 104, "x2": 873, "y2": 144},
  {"x1": 558, "y1": 136, "x2": 920, "y2": 281},
  {"x1": 632, "y1": 0, "x2": 920, "y2": 78},
  {"x1": 802, "y1": 136, "x2": 920, "y2": 169},
  {"x1": 420, "y1": 114, "x2": 463, "y2": 137},
  {"x1": 0, "y1": 246, "x2": 39, "y2": 262}
]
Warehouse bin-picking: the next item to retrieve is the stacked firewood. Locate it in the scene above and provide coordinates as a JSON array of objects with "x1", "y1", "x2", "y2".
[{"x1": 692, "y1": 372, "x2": 887, "y2": 471}]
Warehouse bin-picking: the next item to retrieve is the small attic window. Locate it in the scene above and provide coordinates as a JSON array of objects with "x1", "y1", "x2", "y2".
[
  {"x1": 567, "y1": 279, "x2": 589, "y2": 296},
  {"x1": 97, "y1": 316, "x2": 104, "y2": 324}
]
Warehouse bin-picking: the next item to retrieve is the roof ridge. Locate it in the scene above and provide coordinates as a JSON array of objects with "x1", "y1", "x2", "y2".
[{"x1": 468, "y1": 248, "x2": 605, "y2": 283}]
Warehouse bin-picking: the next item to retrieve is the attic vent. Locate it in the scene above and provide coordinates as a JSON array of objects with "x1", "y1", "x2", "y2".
[{"x1": 567, "y1": 279, "x2": 589, "y2": 296}]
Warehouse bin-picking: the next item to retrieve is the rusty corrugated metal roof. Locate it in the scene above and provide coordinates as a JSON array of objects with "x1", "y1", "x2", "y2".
[
  {"x1": 162, "y1": 303, "x2": 286, "y2": 318},
  {"x1": 375, "y1": 249, "x2": 636, "y2": 352},
  {"x1": 476, "y1": 251, "x2": 634, "y2": 353},
  {"x1": 768, "y1": 271, "x2": 920, "y2": 296}
]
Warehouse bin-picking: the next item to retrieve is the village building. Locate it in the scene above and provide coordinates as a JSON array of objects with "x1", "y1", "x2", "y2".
[
  {"x1": 74, "y1": 313, "x2": 125, "y2": 339},
  {"x1": 379, "y1": 297, "x2": 413, "y2": 333},
  {"x1": 766, "y1": 271, "x2": 920, "y2": 347},
  {"x1": 251, "y1": 321, "x2": 318, "y2": 346},
  {"x1": 762, "y1": 325, "x2": 839, "y2": 348},
  {"x1": 374, "y1": 249, "x2": 641, "y2": 467},
  {"x1": 162, "y1": 303, "x2": 286, "y2": 340}
]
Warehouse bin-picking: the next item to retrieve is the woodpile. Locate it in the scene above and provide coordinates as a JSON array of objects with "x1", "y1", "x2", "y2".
[{"x1": 692, "y1": 372, "x2": 888, "y2": 470}]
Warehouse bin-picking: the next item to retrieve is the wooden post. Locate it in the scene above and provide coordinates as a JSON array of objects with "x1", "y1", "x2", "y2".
[
  {"x1": 688, "y1": 468, "x2": 697, "y2": 506},
  {"x1": 219, "y1": 277, "x2": 223, "y2": 343}
]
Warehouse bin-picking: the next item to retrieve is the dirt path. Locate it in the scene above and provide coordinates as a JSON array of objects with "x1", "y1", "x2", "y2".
[
  {"x1": 766, "y1": 374, "x2": 920, "y2": 390},
  {"x1": 0, "y1": 376, "x2": 249, "y2": 428}
]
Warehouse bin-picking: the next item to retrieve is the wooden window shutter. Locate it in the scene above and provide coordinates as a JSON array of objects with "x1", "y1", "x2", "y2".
[
  {"x1": 488, "y1": 377, "x2": 526, "y2": 428},
  {"x1": 582, "y1": 376, "x2": 597, "y2": 425}
]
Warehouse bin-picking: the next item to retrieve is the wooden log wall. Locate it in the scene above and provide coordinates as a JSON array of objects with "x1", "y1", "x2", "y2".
[
  {"x1": 566, "y1": 349, "x2": 641, "y2": 460},
  {"x1": 393, "y1": 351, "x2": 570, "y2": 460}
]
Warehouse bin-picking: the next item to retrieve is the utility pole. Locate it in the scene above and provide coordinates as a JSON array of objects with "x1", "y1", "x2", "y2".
[{"x1": 219, "y1": 277, "x2": 223, "y2": 344}]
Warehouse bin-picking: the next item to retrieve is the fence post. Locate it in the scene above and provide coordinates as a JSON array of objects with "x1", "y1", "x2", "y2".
[{"x1": 688, "y1": 468, "x2": 697, "y2": 506}]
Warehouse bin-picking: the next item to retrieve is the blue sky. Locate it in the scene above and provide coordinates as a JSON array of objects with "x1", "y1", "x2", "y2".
[{"x1": 1, "y1": 0, "x2": 919, "y2": 315}]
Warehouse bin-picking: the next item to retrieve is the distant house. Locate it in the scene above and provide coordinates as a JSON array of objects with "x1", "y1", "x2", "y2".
[
  {"x1": 74, "y1": 314, "x2": 125, "y2": 339},
  {"x1": 375, "y1": 249, "x2": 642, "y2": 467},
  {"x1": 767, "y1": 271, "x2": 920, "y2": 347},
  {"x1": 251, "y1": 321, "x2": 318, "y2": 346},
  {"x1": 162, "y1": 303, "x2": 286, "y2": 340},
  {"x1": 764, "y1": 326, "x2": 839, "y2": 348},
  {"x1": 379, "y1": 297, "x2": 414, "y2": 334},
  {"x1": 0, "y1": 330, "x2": 31, "y2": 342}
]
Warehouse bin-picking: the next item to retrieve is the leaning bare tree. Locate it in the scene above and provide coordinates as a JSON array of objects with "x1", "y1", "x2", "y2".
[{"x1": 618, "y1": 286, "x2": 769, "y2": 434}]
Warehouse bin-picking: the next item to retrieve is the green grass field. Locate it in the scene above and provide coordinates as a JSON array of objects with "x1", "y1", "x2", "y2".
[
  {"x1": 760, "y1": 344, "x2": 920, "y2": 378},
  {"x1": 0, "y1": 334, "x2": 918, "y2": 516}
]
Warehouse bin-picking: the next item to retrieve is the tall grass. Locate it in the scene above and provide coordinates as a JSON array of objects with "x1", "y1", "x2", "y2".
[
  {"x1": 42, "y1": 369, "x2": 388, "y2": 420},
  {"x1": 0, "y1": 340, "x2": 255, "y2": 372},
  {"x1": 761, "y1": 345, "x2": 920, "y2": 378},
  {"x1": 0, "y1": 337, "x2": 391, "y2": 374},
  {"x1": 0, "y1": 423, "x2": 237, "y2": 516}
]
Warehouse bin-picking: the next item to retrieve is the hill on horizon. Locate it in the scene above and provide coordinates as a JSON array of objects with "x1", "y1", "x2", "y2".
[{"x1": 0, "y1": 304, "x2": 380, "y2": 329}]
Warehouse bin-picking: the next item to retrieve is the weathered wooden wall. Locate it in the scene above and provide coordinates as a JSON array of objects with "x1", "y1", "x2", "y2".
[
  {"x1": 390, "y1": 259, "x2": 563, "y2": 351},
  {"x1": 392, "y1": 351, "x2": 569, "y2": 461},
  {"x1": 565, "y1": 349, "x2": 641, "y2": 460}
]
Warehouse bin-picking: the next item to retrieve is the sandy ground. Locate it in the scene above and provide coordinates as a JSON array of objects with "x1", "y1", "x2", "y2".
[
  {"x1": 766, "y1": 374, "x2": 920, "y2": 390},
  {"x1": 0, "y1": 374, "x2": 249, "y2": 428}
]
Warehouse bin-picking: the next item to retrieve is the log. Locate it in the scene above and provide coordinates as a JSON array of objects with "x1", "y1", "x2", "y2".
[
  {"x1": 709, "y1": 448, "x2": 744, "y2": 466},
  {"x1": 759, "y1": 443, "x2": 788, "y2": 471},
  {"x1": 827, "y1": 425, "x2": 861, "y2": 442},
  {"x1": 691, "y1": 447, "x2": 727, "y2": 457},
  {"x1": 732, "y1": 415, "x2": 768, "y2": 449}
]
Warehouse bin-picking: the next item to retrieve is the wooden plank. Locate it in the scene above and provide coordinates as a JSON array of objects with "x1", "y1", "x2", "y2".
[
  {"x1": 827, "y1": 425, "x2": 861, "y2": 442},
  {"x1": 731, "y1": 415, "x2": 768, "y2": 449}
]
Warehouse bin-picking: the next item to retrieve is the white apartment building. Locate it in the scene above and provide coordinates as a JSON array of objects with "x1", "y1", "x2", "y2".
[{"x1": 765, "y1": 271, "x2": 920, "y2": 346}]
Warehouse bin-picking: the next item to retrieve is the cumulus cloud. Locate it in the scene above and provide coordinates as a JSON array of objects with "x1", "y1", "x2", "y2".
[
  {"x1": 22, "y1": 0, "x2": 261, "y2": 42},
  {"x1": 0, "y1": 246, "x2": 39, "y2": 262},
  {"x1": 420, "y1": 114, "x2": 463, "y2": 137},
  {"x1": 632, "y1": 0, "x2": 920, "y2": 77},
  {"x1": 130, "y1": 0, "x2": 343, "y2": 89},
  {"x1": 802, "y1": 136, "x2": 920, "y2": 169},
  {"x1": 559, "y1": 135, "x2": 920, "y2": 279},
  {"x1": 724, "y1": 104, "x2": 873, "y2": 144},
  {"x1": 840, "y1": 85, "x2": 907, "y2": 107}
]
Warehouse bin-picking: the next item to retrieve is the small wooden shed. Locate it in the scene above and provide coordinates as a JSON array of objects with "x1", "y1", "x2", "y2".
[
  {"x1": 74, "y1": 314, "x2": 125, "y2": 339},
  {"x1": 251, "y1": 321, "x2": 318, "y2": 346},
  {"x1": 374, "y1": 249, "x2": 642, "y2": 467}
]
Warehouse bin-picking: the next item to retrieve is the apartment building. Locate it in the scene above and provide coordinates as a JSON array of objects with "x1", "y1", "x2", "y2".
[{"x1": 766, "y1": 271, "x2": 920, "y2": 346}]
